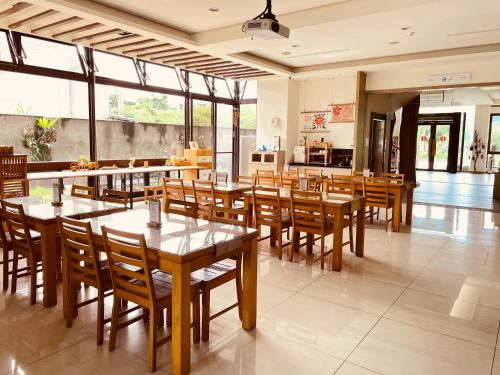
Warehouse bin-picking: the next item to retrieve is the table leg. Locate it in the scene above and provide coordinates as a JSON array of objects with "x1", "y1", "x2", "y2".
[
  {"x1": 406, "y1": 186, "x2": 414, "y2": 226},
  {"x1": 62, "y1": 245, "x2": 69, "y2": 319},
  {"x1": 39, "y1": 223, "x2": 58, "y2": 307},
  {"x1": 306, "y1": 233, "x2": 313, "y2": 254},
  {"x1": 171, "y1": 261, "x2": 191, "y2": 375},
  {"x1": 242, "y1": 237, "x2": 257, "y2": 330},
  {"x1": 332, "y1": 207, "x2": 344, "y2": 271},
  {"x1": 128, "y1": 173, "x2": 133, "y2": 209},
  {"x1": 393, "y1": 189, "x2": 401, "y2": 232},
  {"x1": 270, "y1": 227, "x2": 276, "y2": 247},
  {"x1": 107, "y1": 175, "x2": 113, "y2": 189},
  {"x1": 244, "y1": 198, "x2": 253, "y2": 227},
  {"x1": 356, "y1": 199, "x2": 365, "y2": 257}
]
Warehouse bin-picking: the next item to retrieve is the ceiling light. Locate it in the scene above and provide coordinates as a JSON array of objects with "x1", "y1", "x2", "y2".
[
  {"x1": 281, "y1": 51, "x2": 291, "y2": 56},
  {"x1": 292, "y1": 44, "x2": 300, "y2": 48},
  {"x1": 389, "y1": 41, "x2": 400, "y2": 45},
  {"x1": 118, "y1": 31, "x2": 133, "y2": 36},
  {"x1": 209, "y1": 7, "x2": 219, "y2": 12},
  {"x1": 401, "y1": 26, "x2": 411, "y2": 31}
]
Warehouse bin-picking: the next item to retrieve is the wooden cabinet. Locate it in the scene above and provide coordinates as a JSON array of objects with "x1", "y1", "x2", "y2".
[
  {"x1": 184, "y1": 149, "x2": 212, "y2": 180},
  {"x1": 307, "y1": 143, "x2": 332, "y2": 166},
  {"x1": 248, "y1": 151, "x2": 285, "y2": 175}
]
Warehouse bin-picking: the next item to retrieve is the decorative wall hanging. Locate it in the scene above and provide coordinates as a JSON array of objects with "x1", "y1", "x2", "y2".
[
  {"x1": 328, "y1": 103, "x2": 355, "y2": 123},
  {"x1": 301, "y1": 111, "x2": 330, "y2": 133}
]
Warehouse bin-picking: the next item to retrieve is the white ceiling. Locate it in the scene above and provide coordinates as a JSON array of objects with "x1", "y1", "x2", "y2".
[{"x1": 420, "y1": 87, "x2": 500, "y2": 106}]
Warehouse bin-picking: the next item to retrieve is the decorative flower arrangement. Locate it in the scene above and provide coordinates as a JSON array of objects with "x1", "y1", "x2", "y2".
[
  {"x1": 22, "y1": 117, "x2": 59, "y2": 161},
  {"x1": 469, "y1": 129, "x2": 486, "y2": 172}
]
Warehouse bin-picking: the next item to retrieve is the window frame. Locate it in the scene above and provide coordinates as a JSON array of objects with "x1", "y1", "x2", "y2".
[{"x1": 488, "y1": 113, "x2": 500, "y2": 155}]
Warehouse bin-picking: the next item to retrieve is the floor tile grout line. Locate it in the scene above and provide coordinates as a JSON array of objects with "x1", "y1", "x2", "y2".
[{"x1": 490, "y1": 321, "x2": 500, "y2": 375}]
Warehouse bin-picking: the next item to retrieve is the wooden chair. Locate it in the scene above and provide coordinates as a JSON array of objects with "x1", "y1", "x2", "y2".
[
  {"x1": 162, "y1": 178, "x2": 186, "y2": 212},
  {"x1": 102, "y1": 226, "x2": 200, "y2": 373},
  {"x1": 208, "y1": 171, "x2": 229, "y2": 183},
  {"x1": 280, "y1": 171, "x2": 299, "y2": 189},
  {"x1": 164, "y1": 198, "x2": 197, "y2": 218},
  {"x1": 192, "y1": 180, "x2": 219, "y2": 219},
  {"x1": 1, "y1": 201, "x2": 43, "y2": 304},
  {"x1": 144, "y1": 186, "x2": 163, "y2": 203},
  {"x1": 57, "y1": 216, "x2": 140, "y2": 345},
  {"x1": 256, "y1": 170, "x2": 275, "y2": 187},
  {"x1": 192, "y1": 205, "x2": 248, "y2": 342},
  {"x1": 363, "y1": 177, "x2": 394, "y2": 231},
  {"x1": 71, "y1": 184, "x2": 96, "y2": 200},
  {"x1": 383, "y1": 173, "x2": 405, "y2": 185},
  {"x1": 287, "y1": 166, "x2": 299, "y2": 175},
  {"x1": 101, "y1": 189, "x2": 129, "y2": 207},
  {"x1": 252, "y1": 186, "x2": 292, "y2": 260},
  {"x1": 236, "y1": 175, "x2": 256, "y2": 185},
  {"x1": 304, "y1": 168, "x2": 322, "y2": 177}
]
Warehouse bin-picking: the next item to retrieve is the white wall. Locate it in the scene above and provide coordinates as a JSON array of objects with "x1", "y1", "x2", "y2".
[{"x1": 297, "y1": 75, "x2": 357, "y2": 149}]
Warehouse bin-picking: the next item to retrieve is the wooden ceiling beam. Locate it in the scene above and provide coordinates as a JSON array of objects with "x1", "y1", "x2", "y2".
[
  {"x1": 123, "y1": 42, "x2": 171, "y2": 54},
  {"x1": 181, "y1": 58, "x2": 223, "y2": 68},
  {"x1": 107, "y1": 38, "x2": 156, "y2": 51},
  {"x1": 8, "y1": 9, "x2": 57, "y2": 29},
  {"x1": 160, "y1": 52, "x2": 204, "y2": 63},
  {"x1": 137, "y1": 47, "x2": 184, "y2": 58},
  {"x1": 52, "y1": 22, "x2": 101, "y2": 38},
  {"x1": 226, "y1": 72, "x2": 271, "y2": 79},
  {"x1": 204, "y1": 66, "x2": 251, "y2": 74},
  {"x1": 150, "y1": 50, "x2": 197, "y2": 61},
  {"x1": 165, "y1": 54, "x2": 210, "y2": 65},
  {"x1": 72, "y1": 28, "x2": 121, "y2": 42},
  {"x1": 213, "y1": 69, "x2": 260, "y2": 76},
  {"x1": 0, "y1": 2, "x2": 32, "y2": 18},
  {"x1": 186, "y1": 61, "x2": 235, "y2": 70},
  {"x1": 90, "y1": 33, "x2": 139, "y2": 47},
  {"x1": 31, "y1": 16, "x2": 80, "y2": 34}
]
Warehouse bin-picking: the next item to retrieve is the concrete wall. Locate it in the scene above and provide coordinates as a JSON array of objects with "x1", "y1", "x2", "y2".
[{"x1": 0, "y1": 114, "x2": 254, "y2": 162}]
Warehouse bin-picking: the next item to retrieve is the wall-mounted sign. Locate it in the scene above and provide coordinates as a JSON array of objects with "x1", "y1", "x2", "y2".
[
  {"x1": 329, "y1": 103, "x2": 355, "y2": 123},
  {"x1": 420, "y1": 135, "x2": 428, "y2": 142},
  {"x1": 439, "y1": 135, "x2": 447, "y2": 142},
  {"x1": 426, "y1": 72, "x2": 471, "y2": 84},
  {"x1": 302, "y1": 111, "x2": 328, "y2": 132}
]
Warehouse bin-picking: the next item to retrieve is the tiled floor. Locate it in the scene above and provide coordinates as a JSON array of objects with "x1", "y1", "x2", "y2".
[
  {"x1": 414, "y1": 170, "x2": 500, "y2": 211},
  {"x1": 1, "y1": 203, "x2": 500, "y2": 374}
]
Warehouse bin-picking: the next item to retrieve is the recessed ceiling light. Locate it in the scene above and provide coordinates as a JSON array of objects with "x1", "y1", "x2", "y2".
[
  {"x1": 389, "y1": 41, "x2": 400, "y2": 45},
  {"x1": 118, "y1": 31, "x2": 133, "y2": 36},
  {"x1": 292, "y1": 44, "x2": 300, "y2": 48},
  {"x1": 401, "y1": 26, "x2": 411, "y2": 31},
  {"x1": 281, "y1": 51, "x2": 291, "y2": 56},
  {"x1": 209, "y1": 7, "x2": 219, "y2": 12}
]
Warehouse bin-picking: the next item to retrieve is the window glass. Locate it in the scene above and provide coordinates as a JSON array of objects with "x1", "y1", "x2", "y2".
[
  {"x1": 242, "y1": 80, "x2": 257, "y2": 99},
  {"x1": 239, "y1": 103, "x2": 257, "y2": 176},
  {"x1": 0, "y1": 71, "x2": 89, "y2": 162},
  {"x1": 189, "y1": 73, "x2": 209, "y2": 95},
  {"x1": 22, "y1": 36, "x2": 82, "y2": 73},
  {"x1": 490, "y1": 115, "x2": 500, "y2": 152},
  {"x1": 192, "y1": 99, "x2": 212, "y2": 149},
  {"x1": 95, "y1": 84, "x2": 185, "y2": 159},
  {"x1": 94, "y1": 51, "x2": 140, "y2": 83},
  {"x1": 145, "y1": 63, "x2": 182, "y2": 90},
  {"x1": 0, "y1": 32, "x2": 12, "y2": 62},
  {"x1": 214, "y1": 78, "x2": 232, "y2": 99},
  {"x1": 216, "y1": 103, "x2": 233, "y2": 152}
]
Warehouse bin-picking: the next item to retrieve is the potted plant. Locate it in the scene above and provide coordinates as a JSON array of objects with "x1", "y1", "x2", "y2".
[
  {"x1": 22, "y1": 117, "x2": 59, "y2": 161},
  {"x1": 469, "y1": 129, "x2": 486, "y2": 172}
]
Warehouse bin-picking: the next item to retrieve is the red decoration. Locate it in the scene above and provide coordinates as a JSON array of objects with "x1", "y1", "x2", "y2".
[
  {"x1": 420, "y1": 135, "x2": 428, "y2": 142},
  {"x1": 439, "y1": 135, "x2": 447, "y2": 142}
]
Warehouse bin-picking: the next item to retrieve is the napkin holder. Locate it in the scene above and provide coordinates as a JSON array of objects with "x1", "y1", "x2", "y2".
[
  {"x1": 51, "y1": 183, "x2": 63, "y2": 206},
  {"x1": 147, "y1": 199, "x2": 162, "y2": 228}
]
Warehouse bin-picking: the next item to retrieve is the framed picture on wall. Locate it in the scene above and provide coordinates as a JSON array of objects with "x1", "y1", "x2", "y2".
[
  {"x1": 329, "y1": 103, "x2": 355, "y2": 123},
  {"x1": 301, "y1": 111, "x2": 329, "y2": 132}
]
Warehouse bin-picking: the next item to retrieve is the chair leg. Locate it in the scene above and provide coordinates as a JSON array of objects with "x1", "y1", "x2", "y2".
[
  {"x1": 29, "y1": 258, "x2": 37, "y2": 305},
  {"x1": 386, "y1": 207, "x2": 389, "y2": 231},
  {"x1": 349, "y1": 214, "x2": 354, "y2": 253},
  {"x1": 192, "y1": 290, "x2": 200, "y2": 344},
  {"x1": 320, "y1": 236, "x2": 325, "y2": 270},
  {"x1": 96, "y1": 291, "x2": 105, "y2": 345},
  {"x1": 278, "y1": 229, "x2": 283, "y2": 260},
  {"x1": 201, "y1": 288, "x2": 210, "y2": 342},
  {"x1": 166, "y1": 307, "x2": 172, "y2": 327},
  {"x1": 369, "y1": 207, "x2": 374, "y2": 224},
  {"x1": 289, "y1": 230, "x2": 296, "y2": 262},
  {"x1": 66, "y1": 279, "x2": 74, "y2": 328},
  {"x1": 235, "y1": 257, "x2": 243, "y2": 320},
  {"x1": 11, "y1": 251, "x2": 18, "y2": 293},
  {"x1": 2, "y1": 248, "x2": 8, "y2": 291},
  {"x1": 376, "y1": 208, "x2": 380, "y2": 221},
  {"x1": 148, "y1": 309, "x2": 157, "y2": 373},
  {"x1": 108, "y1": 296, "x2": 120, "y2": 352}
]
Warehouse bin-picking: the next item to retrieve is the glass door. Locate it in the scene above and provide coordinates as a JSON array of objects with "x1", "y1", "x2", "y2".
[
  {"x1": 416, "y1": 123, "x2": 451, "y2": 171},
  {"x1": 215, "y1": 103, "x2": 234, "y2": 180},
  {"x1": 416, "y1": 124, "x2": 431, "y2": 169},
  {"x1": 434, "y1": 124, "x2": 451, "y2": 170}
]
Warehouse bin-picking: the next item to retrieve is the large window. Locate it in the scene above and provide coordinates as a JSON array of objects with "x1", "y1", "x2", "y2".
[
  {"x1": 94, "y1": 51, "x2": 140, "y2": 83},
  {"x1": 488, "y1": 114, "x2": 500, "y2": 167},
  {"x1": 0, "y1": 32, "x2": 12, "y2": 62},
  {"x1": 95, "y1": 85, "x2": 185, "y2": 159},
  {"x1": 0, "y1": 71, "x2": 89, "y2": 162},
  {"x1": 214, "y1": 78, "x2": 233, "y2": 99},
  {"x1": 189, "y1": 73, "x2": 209, "y2": 95},
  {"x1": 22, "y1": 36, "x2": 83, "y2": 73},
  {"x1": 192, "y1": 99, "x2": 212, "y2": 149},
  {"x1": 216, "y1": 103, "x2": 234, "y2": 179},
  {"x1": 145, "y1": 62, "x2": 182, "y2": 90},
  {"x1": 239, "y1": 103, "x2": 257, "y2": 175}
]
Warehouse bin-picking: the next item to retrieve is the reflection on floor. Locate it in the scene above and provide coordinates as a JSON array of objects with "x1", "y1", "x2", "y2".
[
  {"x1": 1, "y1": 204, "x2": 500, "y2": 375},
  {"x1": 414, "y1": 170, "x2": 500, "y2": 211}
]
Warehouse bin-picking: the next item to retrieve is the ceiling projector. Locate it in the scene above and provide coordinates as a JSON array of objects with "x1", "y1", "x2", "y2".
[{"x1": 242, "y1": 0, "x2": 290, "y2": 39}]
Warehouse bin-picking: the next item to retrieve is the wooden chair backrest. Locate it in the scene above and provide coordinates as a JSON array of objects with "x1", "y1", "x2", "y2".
[
  {"x1": 192, "y1": 180, "x2": 216, "y2": 218},
  {"x1": 290, "y1": 190, "x2": 324, "y2": 235},
  {"x1": 57, "y1": 216, "x2": 103, "y2": 287},
  {"x1": 209, "y1": 205, "x2": 248, "y2": 227},
  {"x1": 363, "y1": 177, "x2": 389, "y2": 206},
  {"x1": 0, "y1": 213, "x2": 10, "y2": 250},
  {"x1": 236, "y1": 175, "x2": 256, "y2": 185},
  {"x1": 328, "y1": 174, "x2": 355, "y2": 196},
  {"x1": 252, "y1": 186, "x2": 283, "y2": 227},
  {"x1": 163, "y1": 177, "x2": 185, "y2": 201},
  {"x1": 287, "y1": 167, "x2": 299, "y2": 175},
  {"x1": 208, "y1": 171, "x2": 228, "y2": 183},
  {"x1": 164, "y1": 198, "x2": 197, "y2": 218},
  {"x1": 101, "y1": 189, "x2": 129, "y2": 206},
  {"x1": 306, "y1": 177, "x2": 322, "y2": 192},
  {"x1": 71, "y1": 184, "x2": 96, "y2": 200},
  {"x1": 102, "y1": 226, "x2": 156, "y2": 308},
  {"x1": 304, "y1": 168, "x2": 322, "y2": 177},
  {"x1": 1, "y1": 200, "x2": 36, "y2": 256},
  {"x1": 256, "y1": 170, "x2": 275, "y2": 187},
  {"x1": 382, "y1": 173, "x2": 405, "y2": 185},
  {"x1": 280, "y1": 171, "x2": 299, "y2": 189}
]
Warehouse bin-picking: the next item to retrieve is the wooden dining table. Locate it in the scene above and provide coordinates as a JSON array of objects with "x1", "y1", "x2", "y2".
[
  {"x1": 183, "y1": 181, "x2": 253, "y2": 207},
  {"x1": 2, "y1": 195, "x2": 127, "y2": 307},
  {"x1": 243, "y1": 188, "x2": 365, "y2": 271},
  {"x1": 73, "y1": 208, "x2": 258, "y2": 375}
]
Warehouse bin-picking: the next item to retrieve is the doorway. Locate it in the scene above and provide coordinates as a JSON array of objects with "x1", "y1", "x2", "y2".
[
  {"x1": 368, "y1": 113, "x2": 387, "y2": 176},
  {"x1": 415, "y1": 113, "x2": 461, "y2": 173}
]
